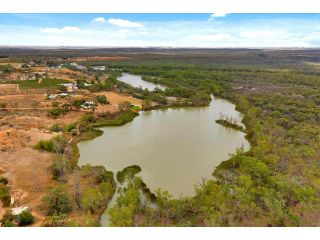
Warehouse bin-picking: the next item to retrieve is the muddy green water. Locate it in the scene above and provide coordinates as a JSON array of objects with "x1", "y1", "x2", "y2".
[
  {"x1": 78, "y1": 97, "x2": 249, "y2": 197},
  {"x1": 78, "y1": 74, "x2": 249, "y2": 226},
  {"x1": 118, "y1": 73, "x2": 166, "y2": 91}
]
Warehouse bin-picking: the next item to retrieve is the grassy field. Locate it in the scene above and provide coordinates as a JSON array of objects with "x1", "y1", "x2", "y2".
[{"x1": 10, "y1": 78, "x2": 70, "y2": 89}]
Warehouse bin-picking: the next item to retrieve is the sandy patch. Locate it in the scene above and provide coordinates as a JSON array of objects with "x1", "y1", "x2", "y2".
[{"x1": 94, "y1": 91, "x2": 142, "y2": 113}]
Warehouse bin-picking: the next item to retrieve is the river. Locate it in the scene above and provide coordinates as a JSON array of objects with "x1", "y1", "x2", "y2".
[
  {"x1": 77, "y1": 73, "x2": 250, "y2": 226},
  {"x1": 117, "y1": 73, "x2": 166, "y2": 91}
]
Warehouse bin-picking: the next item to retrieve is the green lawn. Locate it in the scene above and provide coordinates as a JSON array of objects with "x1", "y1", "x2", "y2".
[{"x1": 10, "y1": 79, "x2": 70, "y2": 89}]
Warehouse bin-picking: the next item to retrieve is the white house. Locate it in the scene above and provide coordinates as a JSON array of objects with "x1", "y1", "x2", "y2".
[
  {"x1": 70, "y1": 62, "x2": 87, "y2": 70},
  {"x1": 92, "y1": 66, "x2": 106, "y2": 71},
  {"x1": 81, "y1": 101, "x2": 95, "y2": 109},
  {"x1": 59, "y1": 83, "x2": 78, "y2": 92},
  {"x1": 12, "y1": 206, "x2": 29, "y2": 216}
]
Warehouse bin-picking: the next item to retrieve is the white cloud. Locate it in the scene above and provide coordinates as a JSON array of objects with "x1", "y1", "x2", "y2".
[
  {"x1": 1, "y1": 15, "x2": 318, "y2": 48},
  {"x1": 107, "y1": 18, "x2": 143, "y2": 28},
  {"x1": 91, "y1": 17, "x2": 106, "y2": 24},
  {"x1": 40, "y1": 26, "x2": 80, "y2": 34},
  {"x1": 209, "y1": 12, "x2": 228, "y2": 20},
  {"x1": 118, "y1": 29, "x2": 130, "y2": 33}
]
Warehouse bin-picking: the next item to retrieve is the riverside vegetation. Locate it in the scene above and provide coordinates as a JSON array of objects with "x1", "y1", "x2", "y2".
[{"x1": 1, "y1": 48, "x2": 320, "y2": 226}]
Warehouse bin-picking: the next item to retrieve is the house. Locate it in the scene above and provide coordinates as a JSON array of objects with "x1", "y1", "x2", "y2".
[
  {"x1": 12, "y1": 206, "x2": 29, "y2": 216},
  {"x1": 59, "y1": 83, "x2": 78, "y2": 92},
  {"x1": 92, "y1": 66, "x2": 106, "y2": 71},
  {"x1": 81, "y1": 100, "x2": 95, "y2": 109},
  {"x1": 70, "y1": 62, "x2": 87, "y2": 71},
  {"x1": 58, "y1": 93, "x2": 69, "y2": 97},
  {"x1": 47, "y1": 94, "x2": 58, "y2": 100}
]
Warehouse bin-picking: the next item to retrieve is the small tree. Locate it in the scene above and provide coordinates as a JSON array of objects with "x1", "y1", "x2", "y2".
[
  {"x1": 81, "y1": 188, "x2": 102, "y2": 214},
  {"x1": 0, "y1": 176, "x2": 8, "y2": 185},
  {"x1": 64, "y1": 123, "x2": 76, "y2": 132},
  {"x1": 50, "y1": 124, "x2": 62, "y2": 133},
  {"x1": 0, "y1": 183, "x2": 11, "y2": 207},
  {"x1": 81, "y1": 183, "x2": 113, "y2": 214},
  {"x1": 41, "y1": 185, "x2": 72, "y2": 216},
  {"x1": 18, "y1": 210, "x2": 35, "y2": 226},
  {"x1": 51, "y1": 101, "x2": 60, "y2": 108},
  {"x1": 0, "y1": 210, "x2": 14, "y2": 227},
  {"x1": 96, "y1": 95, "x2": 108, "y2": 105},
  {"x1": 51, "y1": 155, "x2": 69, "y2": 182}
]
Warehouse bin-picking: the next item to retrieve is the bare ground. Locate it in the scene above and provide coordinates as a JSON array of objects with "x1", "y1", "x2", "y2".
[{"x1": 0, "y1": 90, "x2": 142, "y2": 225}]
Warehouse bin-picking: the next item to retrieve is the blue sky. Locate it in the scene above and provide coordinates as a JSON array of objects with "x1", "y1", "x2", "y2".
[{"x1": 1, "y1": 14, "x2": 320, "y2": 47}]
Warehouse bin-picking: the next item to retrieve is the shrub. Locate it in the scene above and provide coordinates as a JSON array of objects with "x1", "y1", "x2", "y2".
[
  {"x1": 35, "y1": 135, "x2": 67, "y2": 154},
  {"x1": 0, "y1": 183, "x2": 11, "y2": 207},
  {"x1": 93, "y1": 166, "x2": 114, "y2": 184},
  {"x1": 0, "y1": 210, "x2": 14, "y2": 227},
  {"x1": 51, "y1": 101, "x2": 60, "y2": 108},
  {"x1": 81, "y1": 188, "x2": 102, "y2": 214},
  {"x1": 47, "y1": 108, "x2": 64, "y2": 118},
  {"x1": 51, "y1": 135, "x2": 68, "y2": 154},
  {"x1": 80, "y1": 114, "x2": 96, "y2": 124},
  {"x1": 70, "y1": 129, "x2": 78, "y2": 136},
  {"x1": 64, "y1": 123, "x2": 76, "y2": 132},
  {"x1": 41, "y1": 185, "x2": 72, "y2": 216},
  {"x1": 0, "y1": 176, "x2": 8, "y2": 185},
  {"x1": 18, "y1": 210, "x2": 35, "y2": 226},
  {"x1": 35, "y1": 139, "x2": 54, "y2": 152},
  {"x1": 96, "y1": 95, "x2": 108, "y2": 104},
  {"x1": 81, "y1": 183, "x2": 113, "y2": 214},
  {"x1": 50, "y1": 124, "x2": 63, "y2": 133},
  {"x1": 61, "y1": 103, "x2": 72, "y2": 111},
  {"x1": 0, "y1": 64, "x2": 13, "y2": 74},
  {"x1": 71, "y1": 99, "x2": 86, "y2": 109},
  {"x1": 80, "y1": 165, "x2": 113, "y2": 184},
  {"x1": 51, "y1": 156, "x2": 69, "y2": 181}
]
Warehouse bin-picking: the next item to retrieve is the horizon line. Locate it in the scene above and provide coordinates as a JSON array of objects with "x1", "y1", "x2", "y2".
[{"x1": 0, "y1": 45, "x2": 319, "y2": 50}]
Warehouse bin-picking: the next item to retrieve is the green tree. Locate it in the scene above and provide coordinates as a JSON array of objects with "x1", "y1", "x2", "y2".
[
  {"x1": 81, "y1": 183, "x2": 113, "y2": 214},
  {"x1": 81, "y1": 188, "x2": 103, "y2": 214},
  {"x1": 0, "y1": 183, "x2": 11, "y2": 207},
  {"x1": 41, "y1": 185, "x2": 72, "y2": 216},
  {"x1": 51, "y1": 155, "x2": 69, "y2": 182},
  {"x1": 109, "y1": 184, "x2": 140, "y2": 226},
  {"x1": 18, "y1": 210, "x2": 35, "y2": 226},
  {"x1": 0, "y1": 176, "x2": 8, "y2": 185},
  {"x1": 96, "y1": 95, "x2": 108, "y2": 104},
  {"x1": 0, "y1": 210, "x2": 15, "y2": 227}
]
